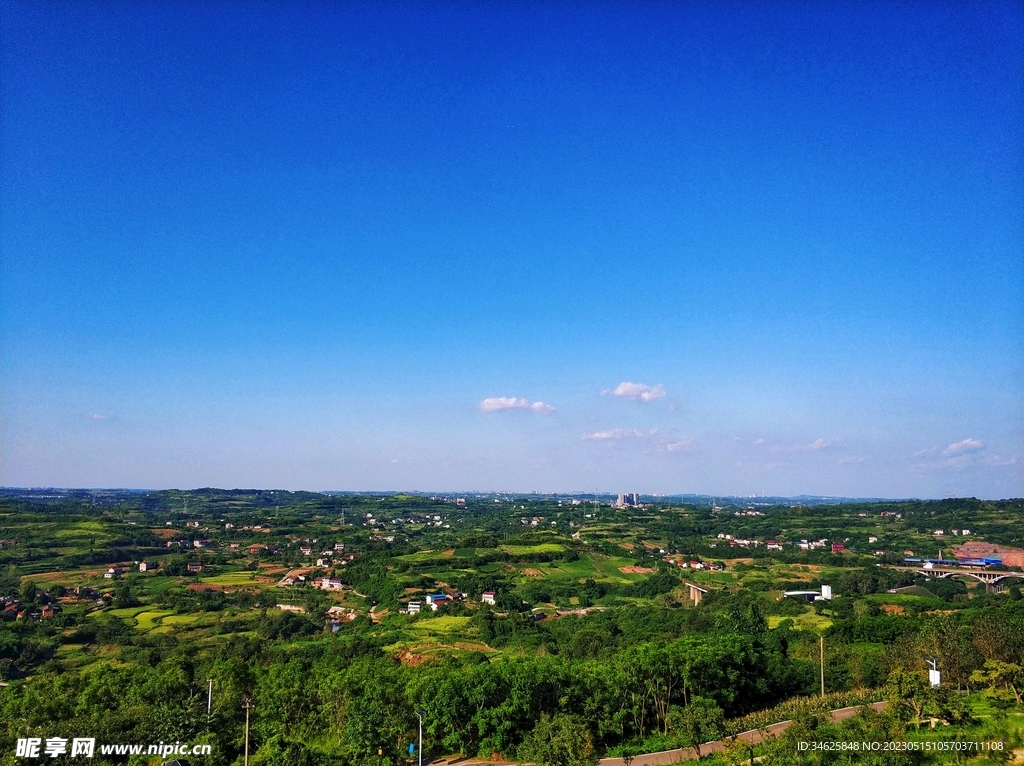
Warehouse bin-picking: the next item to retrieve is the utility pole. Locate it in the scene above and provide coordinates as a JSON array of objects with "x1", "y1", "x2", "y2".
[
  {"x1": 207, "y1": 679, "x2": 212, "y2": 719},
  {"x1": 416, "y1": 710, "x2": 424, "y2": 766},
  {"x1": 242, "y1": 697, "x2": 252, "y2": 766},
  {"x1": 820, "y1": 635, "x2": 825, "y2": 696}
]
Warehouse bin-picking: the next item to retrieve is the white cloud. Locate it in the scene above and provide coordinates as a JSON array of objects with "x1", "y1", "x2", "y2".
[
  {"x1": 753, "y1": 438, "x2": 765, "y2": 445},
  {"x1": 806, "y1": 438, "x2": 840, "y2": 451},
  {"x1": 479, "y1": 397, "x2": 555, "y2": 414},
  {"x1": 582, "y1": 428, "x2": 656, "y2": 441},
  {"x1": 86, "y1": 413, "x2": 107, "y2": 421},
  {"x1": 942, "y1": 438, "x2": 984, "y2": 456},
  {"x1": 602, "y1": 381, "x2": 666, "y2": 403},
  {"x1": 839, "y1": 456, "x2": 866, "y2": 464},
  {"x1": 771, "y1": 438, "x2": 841, "y2": 453},
  {"x1": 666, "y1": 438, "x2": 698, "y2": 453},
  {"x1": 980, "y1": 455, "x2": 1017, "y2": 467},
  {"x1": 913, "y1": 447, "x2": 938, "y2": 458}
]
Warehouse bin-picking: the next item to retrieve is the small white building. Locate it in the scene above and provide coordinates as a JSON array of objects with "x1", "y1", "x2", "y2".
[{"x1": 481, "y1": 591, "x2": 496, "y2": 605}]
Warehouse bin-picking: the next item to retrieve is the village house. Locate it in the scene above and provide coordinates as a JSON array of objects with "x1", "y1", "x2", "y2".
[{"x1": 481, "y1": 591, "x2": 496, "y2": 605}]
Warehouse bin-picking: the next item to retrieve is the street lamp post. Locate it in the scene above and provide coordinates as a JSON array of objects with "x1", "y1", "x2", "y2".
[{"x1": 416, "y1": 710, "x2": 424, "y2": 766}]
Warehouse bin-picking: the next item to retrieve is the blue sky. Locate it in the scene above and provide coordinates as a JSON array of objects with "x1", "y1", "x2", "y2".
[{"x1": 1, "y1": 1, "x2": 1021, "y2": 498}]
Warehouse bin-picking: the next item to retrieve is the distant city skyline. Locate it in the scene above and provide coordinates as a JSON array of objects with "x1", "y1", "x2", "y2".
[{"x1": 1, "y1": 2, "x2": 1021, "y2": 498}]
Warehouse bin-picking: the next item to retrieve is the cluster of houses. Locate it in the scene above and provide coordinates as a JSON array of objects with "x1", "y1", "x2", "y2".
[
  {"x1": 313, "y1": 576, "x2": 349, "y2": 591},
  {"x1": 364, "y1": 513, "x2": 450, "y2": 529},
  {"x1": 932, "y1": 529, "x2": 970, "y2": 537},
  {"x1": 405, "y1": 590, "x2": 496, "y2": 614},
  {"x1": 667, "y1": 559, "x2": 724, "y2": 572},
  {"x1": 714, "y1": 534, "x2": 783, "y2": 550},
  {"x1": 710, "y1": 535, "x2": 853, "y2": 554},
  {"x1": 1, "y1": 595, "x2": 63, "y2": 621},
  {"x1": 164, "y1": 539, "x2": 211, "y2": 549}
]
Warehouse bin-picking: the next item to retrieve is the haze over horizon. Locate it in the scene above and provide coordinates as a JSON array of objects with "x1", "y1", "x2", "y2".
[{"x1": 1, "y1": 2, "x2": 1021, "y2": 499}]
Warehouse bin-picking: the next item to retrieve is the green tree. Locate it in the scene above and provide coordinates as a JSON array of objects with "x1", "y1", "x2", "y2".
[
  {"x1": 886, "y1": 668, "x2": 929, "y2": 727},
  {"x1": 19, "y1": 579, "x2": 37, "y2": 605},
  {"x1": 0, "y1": 565, "x2": 20, "y2": 597},
  {"x1": 667, "y1": 696, "x2": 723, "y2": 757},
  {"x1": 971, "y1": 660, "x2": 1023, "y2": 707},
  {"x1": 516, "y1": 713, "x2": 597, "y2": 766}
]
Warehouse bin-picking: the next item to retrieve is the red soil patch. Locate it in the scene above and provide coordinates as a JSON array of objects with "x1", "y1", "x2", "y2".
[
  {"x1": 395, "y1": 649, "x2": 430, "y2": 666},
  {"x1": 520, "y1": 568, "x2": 543, "y2": 576},
  {"x1": 619, "y1": 565, "x2": 655, "y2": 574},
  {"x1": 880, "y1": 604, "x2": 905, "y2": 615},
  {"x1": 952, "y1": 542, "x2": 1024, "y2": 568},
  {"x1": 441, "y1": 549, "x2": 455, "y2": 557},
  {"x1": 151, "y1": 528, "x2": 178, "y2": 539}
]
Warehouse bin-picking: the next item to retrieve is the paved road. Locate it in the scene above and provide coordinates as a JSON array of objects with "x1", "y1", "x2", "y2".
[
  {"x1": 425, "y1": 702, "x2": 887, "y2": 766},
  {"x1": 597, "y1": 702, "x2": 888, "y2": 766}
]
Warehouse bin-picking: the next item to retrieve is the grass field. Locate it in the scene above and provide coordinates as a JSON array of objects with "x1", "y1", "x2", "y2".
[
  {"x1": 768, "y1": 612, "x2": 834, "y2": 631},
  {"x1": 149, "y1": 614, "x2": 202, "y2": 634},
  {"x1": 134, "y1": 610, "x2": 173, "y2": 630},
  {"x1": 411, "y1": 616, "x2": 472, "y2": 634},
  {"x1": 501, "y1": 543, "x2": 564, "y2": 555},
  {"x1": 199, "y1": 571, "x2": 256, "y2": 586}
]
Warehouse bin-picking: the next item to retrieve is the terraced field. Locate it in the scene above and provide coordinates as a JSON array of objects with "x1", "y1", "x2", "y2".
[{"x1": 198, "y1": 571, "x2": 257, "y2": 586}]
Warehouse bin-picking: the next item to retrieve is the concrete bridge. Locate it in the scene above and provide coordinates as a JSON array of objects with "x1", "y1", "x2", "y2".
[
  {"x1": 681, "y1": 580, "x2": 709, "y2": 605},
  {"x1": 892, "y1": 565, "x2": 1024, "y2": 589}
]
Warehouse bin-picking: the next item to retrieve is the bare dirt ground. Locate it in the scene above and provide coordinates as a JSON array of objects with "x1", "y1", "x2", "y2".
[
  {"x1": 952, "y1": 542, "x2": 1024, "y2": 567},
  {"x1": 520, "y1": 568, "x2": 543, "y2": 576},
  {"x1": 151, "y1": 528, "x2": 178, "y2": 539},
  {"x1": 619, "y1": 565, "x2": 654, "y2": 574}
]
